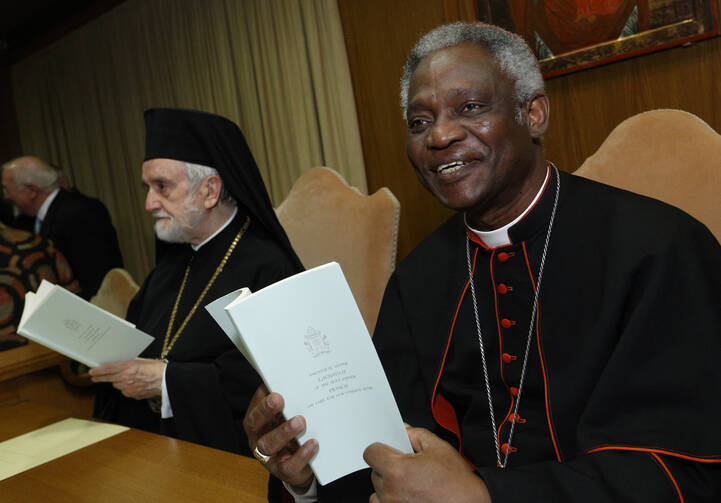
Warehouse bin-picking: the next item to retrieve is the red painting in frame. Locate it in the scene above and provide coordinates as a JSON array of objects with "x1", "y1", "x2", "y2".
[{"x1": 476, "y1": 1, "x2": 719, "y2": 78}]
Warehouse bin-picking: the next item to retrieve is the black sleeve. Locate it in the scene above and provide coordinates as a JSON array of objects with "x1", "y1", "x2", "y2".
[
  {"x1": 478, "y1": 450, "x2": 721, "y2": 502},
  {"x1": 166, "y1": 349, "x2": 260, "y2": 455},
  {"x1": 165, "y1": 256, "x2": 298, "y2": 455},
  {"x1": 373, "y1": 273, "x2": 435, "y2": 428}
]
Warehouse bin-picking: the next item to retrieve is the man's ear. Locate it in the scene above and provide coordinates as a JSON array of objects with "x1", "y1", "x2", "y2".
[
  {"x1": 24, "y1": 183, "x2": 41, "y2": 200},
  {"x1": 525, "y1": 93, "x2": 550, "y2": 139},
  {"x1": 202, "y1": 175, "x2": 223, "y2": 209}
]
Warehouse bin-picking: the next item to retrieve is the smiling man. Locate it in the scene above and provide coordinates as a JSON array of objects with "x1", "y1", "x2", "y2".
[
  {"x1": 91, "y1": 108, "x2": 303, "y2": 455},
  {"x1": 244, "y1": 23, "x2": 721, "y2": 502}
]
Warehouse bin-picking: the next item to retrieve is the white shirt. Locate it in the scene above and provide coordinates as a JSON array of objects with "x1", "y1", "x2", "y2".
[
  {"x1": 285, "y1": 478, "x2": 319, "y2": 502},
  {"x1": 35, "y1": 188, "x2": 60, "y2": 233}
]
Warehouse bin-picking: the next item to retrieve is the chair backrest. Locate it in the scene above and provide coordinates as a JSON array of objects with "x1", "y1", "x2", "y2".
[
  {"x1": 90, "y1": 268, "x2": 139, "y2": 318},
  {"x1": 276, "y1": 167, "x2": 400, "y2": 334},
  {"x1": 575, "y1": 109, "x2": 721, "y2": 242}
]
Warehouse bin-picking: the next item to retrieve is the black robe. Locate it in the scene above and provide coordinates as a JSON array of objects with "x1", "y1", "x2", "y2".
[
  {"x1": 321, "y1": 169, "x2": 721, "y2": 501},
  {"x1": 94, "y1": 212, "x2": 298, "y2": 455}
]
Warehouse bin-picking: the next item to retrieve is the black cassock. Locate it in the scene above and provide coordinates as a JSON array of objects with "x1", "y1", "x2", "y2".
[
  {"x1": 320, "y1": 169, "x2": 721, "y2": 502},
  {"x1": 96, "y1": 108, "x2": 302, "y2": 456},
  {"x1": 94, "y1": 212, "x2": 298, "y2": 455}
]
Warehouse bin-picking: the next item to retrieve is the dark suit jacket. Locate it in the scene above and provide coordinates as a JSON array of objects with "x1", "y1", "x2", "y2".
[{"x1": 40, "y1": 189, "x2": 123, "y2": 299}]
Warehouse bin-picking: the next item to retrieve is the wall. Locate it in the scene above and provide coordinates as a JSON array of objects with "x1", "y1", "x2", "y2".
[
  {"x1": 0, "y1": 51, "x2": 22, "y2": 162},
  {"x1": 544, "y1": 10, "x2": 721, "y2": 177},
  {"x1": 338, "y1": 0, "x2": 721, "y2": 261}
]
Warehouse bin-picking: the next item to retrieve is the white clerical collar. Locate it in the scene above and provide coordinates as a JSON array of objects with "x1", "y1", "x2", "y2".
[
  {"x1": 36, "y1": 188, "x2": 60, "y2": 222},
  {"x1": 467, "y1": 166, "x2": 550, "y2": 248},
  {"x1": 192, "y1": 206, "x2": 238, "y2": 251}
]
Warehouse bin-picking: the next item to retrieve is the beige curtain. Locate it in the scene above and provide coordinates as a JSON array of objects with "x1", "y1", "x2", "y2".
[{"x1": 11, "y1": 0, "x2": 367, "y2": 282}]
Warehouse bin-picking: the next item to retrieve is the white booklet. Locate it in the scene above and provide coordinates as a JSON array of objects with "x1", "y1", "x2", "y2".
[
  {"x1": 17, "y1": 280, "x2": 153, "y2": 367},
  {"x1": 205, "y1": 262, "x2": 412, "y2": 485}
]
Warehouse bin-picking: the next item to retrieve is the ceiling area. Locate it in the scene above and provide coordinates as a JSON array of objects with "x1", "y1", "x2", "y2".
[{"x1": 0, "y1": 0, "x2": 127, "y2": 62}]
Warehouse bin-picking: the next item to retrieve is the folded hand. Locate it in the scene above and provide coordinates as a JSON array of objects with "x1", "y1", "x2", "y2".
[{"x1": 89, "y1": 357, "x2": 165, "y2": 400}]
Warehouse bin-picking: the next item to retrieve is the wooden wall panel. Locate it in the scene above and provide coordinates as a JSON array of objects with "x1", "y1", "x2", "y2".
[
  {"x1": 339, "y1": 0, "x2": 721, "y2": 262},
  {"x1": 545, "y1": 29, "x2": 721, "y2": 172},
  {"x1": 337, "y1": 0, "x2": 476, "y2": 262}
]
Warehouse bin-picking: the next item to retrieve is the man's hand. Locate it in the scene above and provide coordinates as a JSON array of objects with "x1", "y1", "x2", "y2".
[
  {"x1": 89, "y1": 357, "x2": 165, "y2": 400},
  {"x1": 364, "y1": 426, "x2": 491, "y2": 503},
  {"x1": 242, "y1": 385, "x2": 318, "y2": 490}
]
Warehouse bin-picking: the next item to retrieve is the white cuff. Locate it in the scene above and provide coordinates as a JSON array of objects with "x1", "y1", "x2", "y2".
[
  {"x1": 160, "y1": 364, "x2": 173, "y2": 418},
  {"x1": 283, "y1": 478, "x2": 318, "y2": 503}
]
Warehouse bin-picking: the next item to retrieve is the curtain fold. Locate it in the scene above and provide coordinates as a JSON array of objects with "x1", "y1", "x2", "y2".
[{"x1": 11, "y1": 0, "x2": 366, "y2": 282}]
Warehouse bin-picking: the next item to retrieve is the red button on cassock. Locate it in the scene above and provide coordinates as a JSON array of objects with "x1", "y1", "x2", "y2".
[
  {"x1": 501, "y1": 443, "x2": 518, "y2": 454},
  {"x1": 497, "y1": 283, "x2": 508, "y2": 294},
  {"x1": 510, "y1": 386, "x2": 519, "y2": 397},
  {"x1": 500, "y1": 318, "x2": 515, "y2": 329},
  {"x1": 502, "y1": 353, "x2": 517, "y2": 364},
  {"x1": 508, "y1": 413, "x2": 526, "y2": 424},
  {"x1": 497, "y1": 252, "x2": 510, "y2": 262}
]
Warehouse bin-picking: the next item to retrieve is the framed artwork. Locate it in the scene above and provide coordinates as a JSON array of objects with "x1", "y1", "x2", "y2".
[{"x1": 476, "y1": 1, "x2": 719, "y2": 77}]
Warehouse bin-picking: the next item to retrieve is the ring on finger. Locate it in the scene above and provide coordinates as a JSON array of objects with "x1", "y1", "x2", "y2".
[{"x1": 253, "y1": 445, "x2": 271, "y2": 464}]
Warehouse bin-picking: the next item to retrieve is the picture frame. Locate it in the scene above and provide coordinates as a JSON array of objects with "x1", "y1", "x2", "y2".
[{"x1": 476, "y1": 1, "x2": 719, "y2": 77}]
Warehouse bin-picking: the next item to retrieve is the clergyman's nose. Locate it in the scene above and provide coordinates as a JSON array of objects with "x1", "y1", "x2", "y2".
[{"x1": 426, "y1": 117, "x2": 465, "y2": 149}]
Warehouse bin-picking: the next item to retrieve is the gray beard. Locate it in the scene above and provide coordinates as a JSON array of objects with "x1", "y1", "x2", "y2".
[
  {"x1": 154, "y1": 218, "x2": 191, "y2": 243},
  {"x1": 154, "y1": 203, "x2": 205, "y2": 243}
]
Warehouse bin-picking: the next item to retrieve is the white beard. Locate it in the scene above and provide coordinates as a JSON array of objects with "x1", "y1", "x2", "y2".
[
  {"x1": 153, "y1": 201, "x2": 205, "y2": 243},
  {"x1": 154, "y1": 216, "x2": 190, "y2": 243}
]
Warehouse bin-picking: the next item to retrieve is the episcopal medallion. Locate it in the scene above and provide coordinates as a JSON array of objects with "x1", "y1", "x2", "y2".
[{"x1": 304, "y1": 326, "x2": 330, "y2": 358}]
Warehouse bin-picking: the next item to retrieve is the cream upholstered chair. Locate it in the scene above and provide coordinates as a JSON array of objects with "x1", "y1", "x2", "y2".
[
  {"x1": 89, "y1": 268, "x2": 140, "y2": 318},
  {"x1": 275, "y1": 167, "x2": 400, "y2": 335},
  {"x1": 575, "y1": 109, "x2": 721, "y2": 241}
]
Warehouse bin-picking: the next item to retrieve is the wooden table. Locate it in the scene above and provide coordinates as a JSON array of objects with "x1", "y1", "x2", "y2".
[
  {"x1": 0, "y1": 341, "x2": 65, "y2": 382},
  {"x1": 0, "y1": 401, "x2": 270, "y2": 502},
  {"x1": 0, "y1": 342, "x2": 94, "y2": 416}
]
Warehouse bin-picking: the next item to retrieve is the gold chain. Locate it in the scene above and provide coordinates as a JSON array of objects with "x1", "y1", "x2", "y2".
[{"x1": 160, "y1": 215, "x2": 251, "y2": 361}]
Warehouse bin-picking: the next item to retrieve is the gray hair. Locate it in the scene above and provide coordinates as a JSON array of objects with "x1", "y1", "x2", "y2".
[
  {"x1": 183, "y1": 162, "x2": 236, "y2": 206},
  {"x1": 400, "y1": 22, "x2": 544, "y2": 123},
  {"x1": 3, "y1": 157, "x2": 59, "y2": 190}
]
